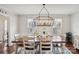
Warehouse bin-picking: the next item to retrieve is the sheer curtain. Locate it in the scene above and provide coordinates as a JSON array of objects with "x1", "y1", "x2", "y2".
[
  {"x1": 27, "y1": 19, "x2": 36, "y2": 35},
  {"x1": 53, "y1": 18, "x2": 62, "y2": 41}
]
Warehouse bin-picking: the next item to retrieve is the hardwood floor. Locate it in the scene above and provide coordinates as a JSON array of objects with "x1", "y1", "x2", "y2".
[{"x1": 65, "y1": 42, "x2": 79, "y2": 54}]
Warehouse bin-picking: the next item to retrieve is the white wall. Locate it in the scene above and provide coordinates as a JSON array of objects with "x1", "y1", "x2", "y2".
[
  {"x1": 8, "y1": 13, "x2": 18, "y2": 45},
  {"x1": 17, "y1": 14, "x2": 71, "y2": 35},
  {"x1": 71, "y1": 13, "x2": 79, "y2": 35},
  {"x1": 17, "y1": 15, "x2": 28, "y2": 35},
  {"x1": 71, "y1": 13, "x2": 79, "y2": 48}
]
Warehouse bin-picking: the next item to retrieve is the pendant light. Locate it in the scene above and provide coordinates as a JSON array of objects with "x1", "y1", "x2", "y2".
[{"x1": 34, "y1": 4, "x2": 54, "y2": 26}]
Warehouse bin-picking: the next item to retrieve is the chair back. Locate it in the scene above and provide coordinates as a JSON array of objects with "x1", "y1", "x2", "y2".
[
  {"x1": 23, "y1": 36, "x2": 35, "y2": 54},
  {"x1": 15, "y1": 35, "x2": 26, "y2": 47},
  {"x1": 40, "y1": 36, "x2": 52, "y2": 54}
]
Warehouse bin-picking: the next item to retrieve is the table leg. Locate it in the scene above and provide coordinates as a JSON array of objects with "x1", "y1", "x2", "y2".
[{"x1": 15, "y1": 45, "x2": 18, "y2": 54}]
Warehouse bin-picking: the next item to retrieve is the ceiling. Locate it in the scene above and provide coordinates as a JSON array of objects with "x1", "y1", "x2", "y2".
[{"x1": 0, "y1": 4, "x2": 79, "y2": 15}]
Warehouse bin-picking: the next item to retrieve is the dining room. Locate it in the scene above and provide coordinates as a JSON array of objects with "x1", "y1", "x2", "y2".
[{"x1": 0, "y1": 4, "x2": 79, "y2": 54}]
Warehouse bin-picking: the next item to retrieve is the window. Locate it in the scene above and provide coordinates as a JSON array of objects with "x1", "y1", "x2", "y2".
[
  {"x1": 27, "y1": 19, "x2": 35, "y2": 35},
  {"x1": 53, "y1": 18, "x2": 62, "y2": 35}
]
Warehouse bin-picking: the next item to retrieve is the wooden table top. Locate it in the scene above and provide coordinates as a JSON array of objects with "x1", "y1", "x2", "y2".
[
  {"x1": 52, "y1": 41, "x2": 66, "y2": 43},
  {"x1": 12, "y1": 40, "x2": 66, "y2": 43},
  {"x1": 12, "y1": 41, "x2": 23, "y2": 43}
]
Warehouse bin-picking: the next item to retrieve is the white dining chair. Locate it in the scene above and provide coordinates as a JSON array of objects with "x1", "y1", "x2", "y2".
[
  {"x1": 40, "y1": 36, "x2": 52, "y2": 54},
  {"x1": 23, "y1": 36, "x2": 36, "y2": 54}
]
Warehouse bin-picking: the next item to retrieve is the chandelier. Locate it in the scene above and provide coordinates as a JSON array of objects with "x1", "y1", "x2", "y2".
[{"x1": 34, "y1": 4, "x2": 54, "y2": 26}]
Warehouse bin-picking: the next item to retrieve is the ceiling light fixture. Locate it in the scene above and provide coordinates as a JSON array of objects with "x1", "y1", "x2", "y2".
[{"x1": 34, "y1": 4, "x2": 54, "y2": 26}]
